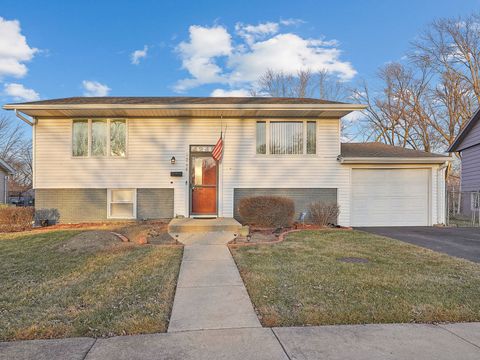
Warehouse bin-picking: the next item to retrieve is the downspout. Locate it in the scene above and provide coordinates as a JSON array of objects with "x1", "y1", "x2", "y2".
[
  {"x1": 14, "y1": 109, "x2": 35, "y2": 126},
  {"x1": 439, "y1": 161, "x2": 449, "y2": 226},
  {"x1": 4, "y1": 175, "x2": 7, "y2": 204}
]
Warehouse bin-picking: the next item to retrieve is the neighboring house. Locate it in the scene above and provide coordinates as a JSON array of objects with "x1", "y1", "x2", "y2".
[
  {"x1": 448, "y1": 107, "x2": 480, "y2": 214},
  {"x1": 0, "y1": 159, "x2": 15, "y2": 204},
  {"x1": 3, "y1": 97, "x2": 450, "y2": 226}
]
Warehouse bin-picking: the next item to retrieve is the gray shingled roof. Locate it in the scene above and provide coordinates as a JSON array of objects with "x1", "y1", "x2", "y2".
[
  {"x1": 8, "y1": 96, "x2": 345, "y2": 106},
  {"x1": 341, "y1": 142, "x2": 448, "y2": 158}
]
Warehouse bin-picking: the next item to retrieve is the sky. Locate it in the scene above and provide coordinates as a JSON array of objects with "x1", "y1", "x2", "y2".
[{"x1": 1, "y1": 0, "x2": 479, "y2": 134}]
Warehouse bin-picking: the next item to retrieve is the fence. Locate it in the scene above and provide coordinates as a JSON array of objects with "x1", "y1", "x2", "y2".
[{"x1": 447, "y1": 190, "x2": 480, "y2": 227}]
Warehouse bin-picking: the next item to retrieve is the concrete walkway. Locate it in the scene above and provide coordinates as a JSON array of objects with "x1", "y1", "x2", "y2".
[
  {"x1": 167, "y1": 231, "x2": 261, "y2": 332},
  {"x1": 2, "y1": 323, "x2": 480, "y2": 359}
]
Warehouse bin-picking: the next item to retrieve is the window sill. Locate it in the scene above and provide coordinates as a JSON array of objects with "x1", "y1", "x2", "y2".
[
  {"x1": 70, "y1": 155, "x2": 128, "y2": 160},
  {"x1": 255, "y1": 154, "x2": 319, "y2": 158}
]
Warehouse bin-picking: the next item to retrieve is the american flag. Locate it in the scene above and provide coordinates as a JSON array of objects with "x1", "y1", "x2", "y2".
[{"x1": 212, "y1": 133, "x2": 223, "y2": 161}]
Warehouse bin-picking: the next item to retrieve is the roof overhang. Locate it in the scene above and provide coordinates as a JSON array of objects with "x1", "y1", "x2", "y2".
[
  {"x1": 0, "y1": 158, "x2": 15, "y2": 174},
  {"x1": 448, "y1": 107, "x2": 480, "y2": 152},
  {"x1": 338, "y1": 156, "x2": 452, "y2": 165},
  {"x1": 2, "y1": 103, "x2": 367, "y2": 120}
]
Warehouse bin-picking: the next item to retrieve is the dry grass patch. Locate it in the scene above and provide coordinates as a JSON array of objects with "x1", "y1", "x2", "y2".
[
  {"x1": 230, "y1": 230, "x2": 480, "y2": 327},
  {"x1": 0, "y1": 229, "x2": 182, "y2": 341}
]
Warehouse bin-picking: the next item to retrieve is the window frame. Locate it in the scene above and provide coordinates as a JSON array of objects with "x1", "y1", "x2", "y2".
[
  {"x1": 471, "y1": 191, "x2": 480, "y2": 211},
  {"x1": 71, "y1": 118, "x2": 128, "y2": 158},
  {"x1": 107, "y1": 188, "x2": 137, "y2": 219},
  {"x1": 256, "y1": 119, "x2": 317, "y2": 156},
  {"x1": 72, "y1": 119, "x2": 89, "y2": 157}
]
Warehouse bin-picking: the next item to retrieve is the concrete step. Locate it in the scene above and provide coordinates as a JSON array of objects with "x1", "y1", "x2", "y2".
[{"x1": 168, "y1": 218, "x2": 242, "y2": 234}]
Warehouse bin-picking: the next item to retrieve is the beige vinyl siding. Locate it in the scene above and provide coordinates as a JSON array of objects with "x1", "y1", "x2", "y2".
[
  {"x1": 34, "y1": 117, "x2": 446, "y2": 225},
  {"x1": 34, "y1": 118, "x2": 351, "y2": 224}
]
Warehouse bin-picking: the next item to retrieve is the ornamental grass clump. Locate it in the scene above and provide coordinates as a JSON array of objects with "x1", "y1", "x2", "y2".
[{"x1": 308, "y1": 202, "x2": 340, "y2": 227}]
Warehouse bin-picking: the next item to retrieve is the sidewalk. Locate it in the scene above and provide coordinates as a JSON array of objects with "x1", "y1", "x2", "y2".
[
  {"x1": 2, "y1": 323, "x2": 480, "y2": 359},
  {"x1": 167, "y1": 231, "x2": 261, "y2": 332}
]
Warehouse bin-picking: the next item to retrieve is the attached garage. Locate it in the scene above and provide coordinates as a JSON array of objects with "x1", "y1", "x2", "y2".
[
  {"x1": 340, "y1": 142, "x2": 451, "y2": 227},
  {"x1": 351, "y1": 168, "x2": 430, "y2": 226}
]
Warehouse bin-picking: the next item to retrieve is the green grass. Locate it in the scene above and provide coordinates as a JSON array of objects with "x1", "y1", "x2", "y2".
[
  {"x1": 230, "y1": 230, "x2": 480, "y2": 327},
  {"x1": 0, "y1": 230, "x2": 183, "y2": 341}
]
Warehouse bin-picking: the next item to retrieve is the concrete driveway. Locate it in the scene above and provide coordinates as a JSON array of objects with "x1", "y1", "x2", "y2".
[{"x1": 357, "y1": 227, "x2": 480, "y2": 263}]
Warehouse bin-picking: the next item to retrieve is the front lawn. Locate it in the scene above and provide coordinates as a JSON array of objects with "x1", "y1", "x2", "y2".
[
  {"x1": 0, "y1": 229, "x2": 182, "y2": 341},
  {"x1": 230, "y1": 230, "x2": 480, "y2": 327}
]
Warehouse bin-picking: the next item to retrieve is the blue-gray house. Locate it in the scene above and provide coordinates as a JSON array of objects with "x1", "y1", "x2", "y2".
[{"x1": 449, "y1": 108, "x2": 480, "y2": 213}]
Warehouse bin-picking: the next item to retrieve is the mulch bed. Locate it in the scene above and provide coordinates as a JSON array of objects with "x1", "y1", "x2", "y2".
[
  {"x1": 34, "y1": 220, "x2": 181, "y2": 246},
  {"x1": 230, "y1": 223, "x2": 351, "y2": 246},
  {"x1": 56, "y1": 230, "x2": 134, "y2": 253}
]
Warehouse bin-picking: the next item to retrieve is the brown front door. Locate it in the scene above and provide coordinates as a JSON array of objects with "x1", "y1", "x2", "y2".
[{"x1": 190, "y1": 152, "x2": 218, "y2": 215}]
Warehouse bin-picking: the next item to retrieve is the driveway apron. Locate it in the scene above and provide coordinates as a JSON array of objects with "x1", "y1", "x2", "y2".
[{"x1": 167, "y1": 231, "x2": 261, "y2": 332}]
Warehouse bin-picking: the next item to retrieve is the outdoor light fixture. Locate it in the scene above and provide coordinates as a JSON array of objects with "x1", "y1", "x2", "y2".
[{"x1": 170, "y1": 156, "x2": 176, "y2": 165}]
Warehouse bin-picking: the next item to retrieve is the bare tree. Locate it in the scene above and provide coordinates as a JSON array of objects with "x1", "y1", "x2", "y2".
[
  {"x1": 409, "y1": 13, "x2": 480, "y2": 148},
  {"x1": 0, "y1": 115, "x2": 32, "y2": 199},
  {"x1": 357, "y1": 13, "x2": 480, "y2": 153},
  {"x1": 317, "y1": 70, "x2": 349, "y2": 102},
  {"x1": 0, "y1": 116, "x2": 24, "y2": 163},
  {"x1": 354, "y1": 63, "x2": 439, "y2": 151},
  {"x1": 251, "y1": 69, "x2": 350, "y2": 101},
  {"x1": 9, "y1": 141, "x2": 33, "y2": 197},
  {"x1": 411, "y1": 13, "x2": 480, "y2": 103}
]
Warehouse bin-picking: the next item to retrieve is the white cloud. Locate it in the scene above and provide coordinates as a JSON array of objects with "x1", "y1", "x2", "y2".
[
  {"x1": 210, "y1": 88, "x2": 251, "y2": 97},
  {"x1": 342, "y1": 110, "x2": 365, "y2": 123},
  {"x1": 235, "y1": 22, "x2": 279, "y2": 45},
  {"x1": 82, "y1": 80, "x2": 111, "y2": 96},
  {"x1": 175, "y1": 25, "x2": 232, "y2": 92},
  {"x1": 3, "y1": 83, "x2": 39, "y2": 101},
  {"x1": 0, "y1": 17, "x2": 37, "y2": 79},
  {"x1": 174, "y1": 21, "x2": 357, "y2": 92},
  {"x1": 279, "y1": 18, "x2": 305, "y2": 26},
  {"x1": 229, "y1": 33, "x2": 356, "y2": 83},
  {"x1": 131, "y1": 45, "x2": 148, "y2": 65}
]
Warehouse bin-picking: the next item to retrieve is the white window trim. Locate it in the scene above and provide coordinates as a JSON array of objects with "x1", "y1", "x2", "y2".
[
  {"x1": 71, "y1": 118, "x2": 128, "y2": 158},
  {"x1": 107, "y1": 188, "x2": 137, "y2": 219},
  {"x1": 256, "y1": 119, "x2": 317, "y2": 156},
  {"x1": 471, "y1": 191, "x2": 480, "y2": 211}
]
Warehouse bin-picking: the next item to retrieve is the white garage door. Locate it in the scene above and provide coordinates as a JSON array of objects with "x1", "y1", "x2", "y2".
[{"x1": 351, "y1": 169, "x2": 430, "y2": 226}]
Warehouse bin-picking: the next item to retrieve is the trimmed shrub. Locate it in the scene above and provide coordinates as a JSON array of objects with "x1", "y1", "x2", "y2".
[
  {"x1": 238, "y1": 196, "x2": 295, "y2": 228},
  {"x1": 0, "y1": 206, "x2": 35, "y2": 232},
  {"x1": 34, "y1": 208, "x2": 60, "y2": 226},
  {"x1": 308, "y1": 202, "x2": 340, "y2": 227}
]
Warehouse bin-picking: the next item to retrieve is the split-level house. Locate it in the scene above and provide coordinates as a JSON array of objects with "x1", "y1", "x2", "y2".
[{"x1": 4, "y1": 97, "x2": 450, "y2": 226}]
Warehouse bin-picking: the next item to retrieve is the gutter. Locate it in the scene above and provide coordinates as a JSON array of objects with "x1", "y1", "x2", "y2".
[
  {"x1": 338, "y1": 156, "x2": 453, "y2": 165},
  {"x1": 14, "y1": 109, "x2": 35, "y2": 126},
  {"x1": 3, "y1": 103, "x2": 367, "y2": 112}
]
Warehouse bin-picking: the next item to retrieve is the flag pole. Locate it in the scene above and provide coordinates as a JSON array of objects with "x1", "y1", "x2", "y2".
[{"x1": 220, "y1": 114, "x2": 223, "y2": 217}]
